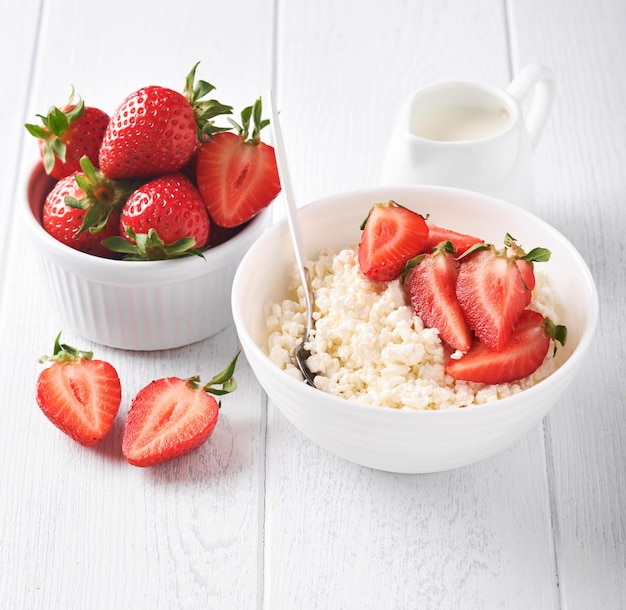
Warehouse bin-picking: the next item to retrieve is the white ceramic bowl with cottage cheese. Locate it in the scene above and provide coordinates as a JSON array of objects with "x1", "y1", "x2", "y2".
[
  {"x1": 24, "y1": 163, "x2": 270, "y2": 351},
  {"x1": 231, "y1": 185, "x2": 598, "y2": 473}
]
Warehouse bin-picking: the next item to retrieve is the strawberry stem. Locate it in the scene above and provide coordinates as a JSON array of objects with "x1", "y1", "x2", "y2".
[
  {"x1": 228, "y1": 97, "x2": 269, "y2": 144},
  {"x1": 103, "y1": 227, "x2": 205, "y2": 261},
  {"x1": 65, "y1": 156, "x2": 141, "y2": 236},
  {"x1": 183, "y1": 62, "x2": 234, "y2": 142},
  {"x1": 183, "y1": 352, "x2": 241, "y2": 398},
  {"x1": 38, "y1": 332, "x2": 93, "y2": 364}
]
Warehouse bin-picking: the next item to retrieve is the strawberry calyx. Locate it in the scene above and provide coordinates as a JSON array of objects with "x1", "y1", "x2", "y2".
[
  {"x1": 25, "y1": 89, "x2": 85, "y2": 175},
  {"x1": 38, "y1": 332, "x2": 93, "y2": 365},
  {"x1": 186, "y1": 351, "x2": 240, "y2": 397},
  {"x1": 65, "y1": 156, "x2": 140, "y2": 236},
  {"x1": 504, "y1": 233, "x2": 551, "y2": 264},
  {"x1": 183, "y1": 62, "x2": 234, "y2": 142},
  {"x1": 544, "y1": 317, "x2": 568, "y2": 353},
  {"x1": 402, "y1": 240, "x2": 455, "y2": 283},
  {"x1": 103, "y1": 227, "x2": 204, "y2": 261},
  {"x1": 227, "y1": 97, "x2": 269, "y2": 145}
]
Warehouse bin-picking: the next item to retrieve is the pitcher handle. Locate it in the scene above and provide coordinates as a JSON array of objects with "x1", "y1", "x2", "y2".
[{"x1": 506, "y1": 63, "x2": 555, "y2": 150}]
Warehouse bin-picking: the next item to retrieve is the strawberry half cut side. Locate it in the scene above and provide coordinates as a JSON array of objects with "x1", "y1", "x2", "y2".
[
  {"x1": 408, "y1": 242, "x2": 472, "y2": 352},
  {"x1": 36, "y1": 333, "x2": 122, "y2": 446},
  {"x1": 196, "y1": 97, "x2": 281, "y2": 228},
  {"x1": 358, "y1": 200, "x2": 429, "y2": 282},
  {"x1": 122, "y1": 352, "x2": 239, "y2": 467},
  {"x1": 445, "y1": 310, "x2": 567, "y2": 385},
  {"x1": 455, "y1": 243, "x2": 530, "y2": 351}
]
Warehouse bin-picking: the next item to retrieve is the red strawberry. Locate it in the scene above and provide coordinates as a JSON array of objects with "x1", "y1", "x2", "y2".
[
  {"x1": 408, "y1": 242, "x2": 472, "y2": 352},
  {"x1": 196, "y1": 98, "x2": 281, "y2": 228},
  {"x1": 445, "y1": 310, "x2": 567, "y2": 384},
  {"x1": 99, "y1": 63, "x2": 232, "y2": 180},
  {"x1": 422, "y1": 222, "x2": 483, "y2": 255},
  {"x1": 358, "y1": 200, "x2": 429, "y2": 281},
  {"x1": 122, "y1": 353, "x2": 239, "y2": 467},
  {"x1": 455, "y1": 243, "x2": 530, "y2": 351},
  {"x1": 42, "y1": 157, "x2": 132, "y2": 258},
  {"x1": 25, "y1": 94, "x2": 110, "y2": 180},
  {"x1": 36, "y1": 333, "x2": 122, "y2": 446},
  {"x1": 104, "y1": 174, "x2": 210, "y2": 260},
  {"x1": 99, "y1": 86, "x2": 196, "y2": 179}
]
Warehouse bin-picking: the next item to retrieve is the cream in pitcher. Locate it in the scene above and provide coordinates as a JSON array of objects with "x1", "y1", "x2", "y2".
[{"x1": 380, "y1": 64, "x2": 555, "y2": 207}]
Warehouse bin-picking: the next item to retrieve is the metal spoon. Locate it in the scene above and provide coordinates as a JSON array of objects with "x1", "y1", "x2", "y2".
[{"x1": 267, "y1": 92, "x2": 317, "y2": 386}]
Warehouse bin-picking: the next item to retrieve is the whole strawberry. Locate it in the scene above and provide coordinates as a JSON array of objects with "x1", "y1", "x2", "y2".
[
  {"x1": 25, "y1": 92, "x2": 110, "y2": 180},
  {"x1": 122, "y1": 353, "x2": 239, "y2": 467},
  {"x1": 42, "y1": 157, "x2": 133, "y2": 257},
  {"x1": 104, "y1": 174, "x2": 210, "y2": 260},
  {"x1": 196, "y1": 97, "x2": 281, "y2": 228},
  {"x1": 36, "y1": 333, "x2": 122, "y2": 446},
  {"x1": 99, "y1": 63, "x2": 232, "y2": 180}
]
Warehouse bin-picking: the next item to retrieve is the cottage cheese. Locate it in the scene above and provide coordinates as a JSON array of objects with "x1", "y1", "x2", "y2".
[{"x1": 265, "y1": 247, "x2": 562, "y2": 410}]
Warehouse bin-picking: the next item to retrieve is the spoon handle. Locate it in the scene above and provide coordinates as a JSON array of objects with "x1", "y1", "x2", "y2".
[{"x1": 267, "y1": 91, "x2": 314, "y2": 324}]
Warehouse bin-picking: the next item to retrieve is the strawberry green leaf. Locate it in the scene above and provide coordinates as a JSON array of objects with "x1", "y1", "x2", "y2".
[
  {"x1": 103, "y1": 227, "x2": 205, "y2": 261},
  {"x1": 183, "y1": 61, "x2": 233, "y2": 142},
  {"x1": 202, "y1": 351, "x2": 240, "y2": 395},
  {"x1": 522, "y1": 247, "x2": 551, "y2": 263},
  {"x1": 38, "y1": 331, "x2": 94, "y2": 364}
]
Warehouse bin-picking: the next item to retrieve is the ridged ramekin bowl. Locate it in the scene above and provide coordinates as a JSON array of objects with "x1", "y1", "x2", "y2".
[
  {"x1": 232, "y1": 185, "x2": 598, "y2": 473},
  {"x1": 24, "y1": 163, "x2": 270, "y2": 351}
]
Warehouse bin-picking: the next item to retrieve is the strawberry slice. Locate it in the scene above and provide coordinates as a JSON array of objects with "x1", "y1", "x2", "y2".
[
  {"x1": 455, "y1": 242, "x2": 532, "y2": 351},
  {"x1": 122, "y1": 353, "x2": 239, "y2": 467},
  {"x1": 36, "y1": 333, "x2": 122, "y2": 446},
  {"x1": 408, "y1": 242, "x2": 472, "y2": 352},
  {"x1": 445, "y1": 310, "x2": 567, "y2": 384},
  {"x1": 358, "y1": 201, "x2": 429, "y2": 281},
  {"x1": 196, "y1": 98, "x2": 281, "y2": 228},
  {"x1": 422, "y1": 222, "x2": 483, "y2": 255}
]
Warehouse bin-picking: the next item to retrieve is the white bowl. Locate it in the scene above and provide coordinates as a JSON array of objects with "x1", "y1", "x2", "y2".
[
  {"x1": 24, "y1": 163, "x2": 270, "y2": 351},
  {"x1": 232, "y1": 185, "x2": 598, "y2": 473}
]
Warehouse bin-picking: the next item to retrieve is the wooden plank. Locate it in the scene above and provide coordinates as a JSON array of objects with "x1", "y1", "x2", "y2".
[
  {"x1": 266, "y1": 1, "x2": 560, "y2": 608},
  {"x1": 0, "y1": 0, "x2": 274, "y2": 607},
  {"x1": 509, "y1": 0, "x2": 626, "y2": 607},
  {"x1": 0, "y1": 1, "x2": 40, "y2": 287}
]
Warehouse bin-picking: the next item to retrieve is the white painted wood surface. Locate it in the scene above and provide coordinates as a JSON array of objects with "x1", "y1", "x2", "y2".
[{"x1": 1, "y1": 1, "x2": 623, "y2": 609}]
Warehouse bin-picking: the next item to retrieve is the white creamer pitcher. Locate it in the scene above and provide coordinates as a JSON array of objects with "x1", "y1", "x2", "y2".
[{"x1": 380, "y1": 64, "x2": 555, "y2": 207}]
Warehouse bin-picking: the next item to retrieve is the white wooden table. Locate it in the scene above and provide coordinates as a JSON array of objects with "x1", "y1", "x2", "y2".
[{"x1": 1, "y1": 1, "x2": 624, "y2": 608}]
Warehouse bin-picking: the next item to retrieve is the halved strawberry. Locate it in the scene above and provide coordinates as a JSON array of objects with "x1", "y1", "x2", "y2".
[
  {"x1": 455, "y1": 242, "x2": 531, "y2": 351},
  {"x1": 422, "y1": 222, "x2": 483, "y2": 255},
  {"x1": 36, "y1": 333, "x2": 122, "y2": 446},
  {"x1": 408, "y1": 242, "x2": 472, "y2": 352},
  {"x1": 196, "y1": 98, "x2": 281, "y2": 228},
  {"x1": 25, "y1": 92, "x2": 110, "y2": 180},
  {"x1": 445, "y1": 310, "x2": 567, "y2": 384},
  {"x1": 358, "y1": 201, "x2": 429, "y2": 281},
  {"x1": 122, "y1": 353, "x2": 239, "y2": 467}
]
